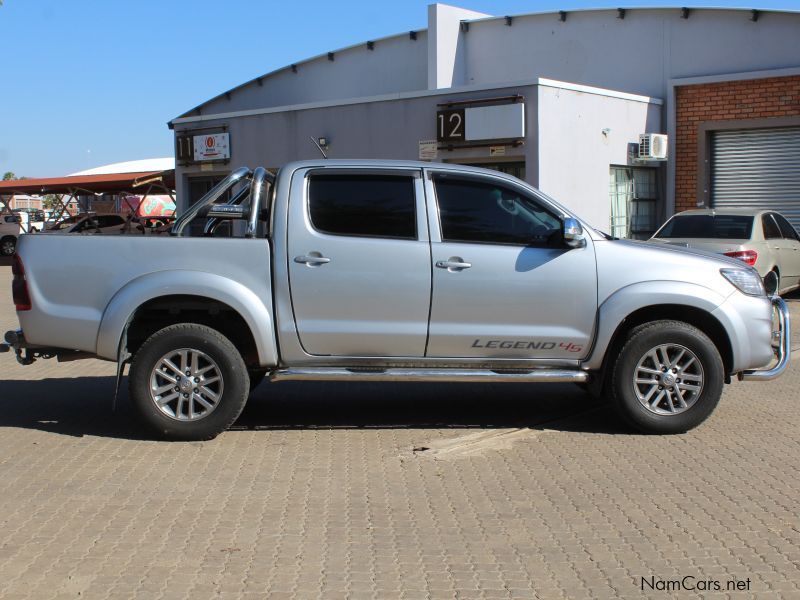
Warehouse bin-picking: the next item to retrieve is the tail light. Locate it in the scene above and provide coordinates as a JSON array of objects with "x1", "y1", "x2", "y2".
[
  {"x1": 11, "y1": 254, "x2": 31, "y2": 311},
  {"x1": 723, "y1": 249, "x2": 758, "y2": 267}
]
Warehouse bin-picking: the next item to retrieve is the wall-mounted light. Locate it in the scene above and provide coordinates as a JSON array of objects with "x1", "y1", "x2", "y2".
[
  {"x1": 366, "y1": 40, "x2": 375, "y2": 50},
  {"x1": 559, "y1": 11, "x2": 567, "y2": 22},
  {"x1": 505, "y1": 16, "x2": 513, "y2": 26},
  {"x1": 409, "y1": 30, "x2": 417, "y2": 40},
  {"x1": 327, "y1": 52, "x2": 335, "y2": 61},
  {"x1": 750, "y1": 9, "x2": 760, "y2": 22},
  {"x1": 460, "y1": 21, "x2": 469, "y2": 33},
  {"x1": 680, "y1": 7, "x2": 691, "y2": 19},
  {"x1": 318, "y1": 137, "x2": 329, "y2": 150},
  {"x1": 617, "y1": 8, "x2": 626, "y2": 20},
  {"x1": 602, "y1": 128, "x2": 611, "y2": 137}
]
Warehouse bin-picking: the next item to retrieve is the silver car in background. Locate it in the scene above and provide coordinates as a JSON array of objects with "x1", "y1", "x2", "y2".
[{"x1": 650, "y1": 209, "x2": 800, "y2": 296}]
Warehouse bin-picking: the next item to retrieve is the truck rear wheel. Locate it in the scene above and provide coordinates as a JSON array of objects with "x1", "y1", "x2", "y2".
[
  {"x1": 608, "y1": 320, "x2": 724, "y2": 434},
  {"x1": 129, "y1": 323, "x2": 250, "y2": 441}
]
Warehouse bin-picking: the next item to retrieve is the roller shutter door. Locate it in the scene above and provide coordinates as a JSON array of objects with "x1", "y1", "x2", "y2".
[{"x1": 711, "y1": 127, "x2": 800, "y2": 232}]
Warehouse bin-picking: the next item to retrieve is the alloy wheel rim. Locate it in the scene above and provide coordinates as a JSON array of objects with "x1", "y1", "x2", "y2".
[
  {"x1": 1, "y1": 241, "x2": 14, "y2": 254},
  {"x1": 149, "y1": 348, "x2": 224, "y2": 421},
  {"x1": 633, "y1": 343, "x2": 704, "y2": 416}
]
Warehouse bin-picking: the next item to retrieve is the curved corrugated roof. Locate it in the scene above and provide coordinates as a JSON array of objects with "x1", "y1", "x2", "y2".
[{"x1": 175, "y1": 5, "x2": 799, "y2": 122}]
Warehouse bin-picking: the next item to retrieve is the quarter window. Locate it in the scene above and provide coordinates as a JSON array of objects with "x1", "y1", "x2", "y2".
[
  {"x1": 433, "y1": 174, "x2": 562, "y2": 246},
  {"x1": 308, "y1": 174, "x2": 417, "y2": 240}
]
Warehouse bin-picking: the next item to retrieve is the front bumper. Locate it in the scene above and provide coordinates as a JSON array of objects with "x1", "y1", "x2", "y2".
[{"x1": 738, "y1": 295, "x2": 792, "y2": 381}]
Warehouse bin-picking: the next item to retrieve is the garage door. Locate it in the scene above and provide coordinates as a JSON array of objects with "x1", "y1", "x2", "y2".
[{"x1": 712, "y1": 127, "x2": 800, "y2": 232}]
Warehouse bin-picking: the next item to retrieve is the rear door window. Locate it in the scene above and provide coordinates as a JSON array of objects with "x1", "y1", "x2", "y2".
[
  {"x1": 772, "y1": 213, "x2": 800, "y2": 242},
  {"x1": 762, "y1": 214, "x2": 782, "y2": 240},
  {"x1": 308, "y1": 174, "x2": 417, "y2": 240}
]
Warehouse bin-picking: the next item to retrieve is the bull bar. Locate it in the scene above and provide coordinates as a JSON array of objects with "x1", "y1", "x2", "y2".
[{"x1": 738, "y1": 295, "x2": 792, "y2": 382}]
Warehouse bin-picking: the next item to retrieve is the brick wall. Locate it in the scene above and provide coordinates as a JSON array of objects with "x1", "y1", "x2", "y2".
[{"x1": 674, "y1": 75, "x2": 800, "y2": 213}]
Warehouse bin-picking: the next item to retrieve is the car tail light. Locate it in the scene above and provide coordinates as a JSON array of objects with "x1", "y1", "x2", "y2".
[
  {"x1": 723, "y1": 249, "x2": 758, "y2": 267},
  {"x1": 11, "y1": 254, "x2": 31, "y2": 311}
]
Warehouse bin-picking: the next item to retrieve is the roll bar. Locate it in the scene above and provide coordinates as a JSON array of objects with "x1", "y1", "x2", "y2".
[
  {"x1": 171, "y1": 166, "x2": 274, "y2": 238},
  {"x1": 171, "y1": 167, "x2": 251, "y2": 236},
  {"x1": 246, "y1": 167, "x2": 269, "y2": 239}
]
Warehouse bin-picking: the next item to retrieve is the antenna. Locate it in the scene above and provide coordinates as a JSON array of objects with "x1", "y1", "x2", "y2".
[{"x1": 309, "y1": 136, "x2": 328, "y2": 159}]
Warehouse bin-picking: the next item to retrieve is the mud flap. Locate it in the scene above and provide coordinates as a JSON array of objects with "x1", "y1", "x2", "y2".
[{"x1": 113, "y1": 322, "x2": 132, "y2": 412}]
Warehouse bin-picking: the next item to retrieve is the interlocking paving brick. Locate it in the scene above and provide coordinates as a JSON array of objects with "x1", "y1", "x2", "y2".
[{"x1": 0, "y1": 265, "x2": 798, "y2": 598}]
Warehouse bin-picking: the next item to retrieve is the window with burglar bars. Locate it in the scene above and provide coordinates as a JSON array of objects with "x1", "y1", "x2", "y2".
[{"x1": 609, "y1": 167, "x2": 659, "y2": 239}]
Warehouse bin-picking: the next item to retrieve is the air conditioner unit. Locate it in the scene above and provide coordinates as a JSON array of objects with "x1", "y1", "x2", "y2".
[{"x1": 638, "y1": 133, "x2": 668, "y2": 160}]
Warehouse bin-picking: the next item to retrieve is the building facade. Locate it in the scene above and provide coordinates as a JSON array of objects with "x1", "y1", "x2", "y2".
[{"x1": 170, "y1": 5, "x2": 800, "y2": 235}]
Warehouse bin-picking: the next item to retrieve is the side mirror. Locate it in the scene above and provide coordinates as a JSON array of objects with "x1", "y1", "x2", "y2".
[{"x1": 563, "y1": 218, "x2": 586, "y2": 248}]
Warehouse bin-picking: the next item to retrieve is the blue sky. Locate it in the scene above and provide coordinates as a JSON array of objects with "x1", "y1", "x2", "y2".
[{"x1": 1, "y1": 0, "x2": 798, "y2": 177}]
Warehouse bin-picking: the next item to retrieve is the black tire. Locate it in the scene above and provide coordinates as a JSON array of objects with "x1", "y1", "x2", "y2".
[
  {"x1": 764, "y1": 270, "x2": 779, "y2": 296},
  {"x1": 128, "y1": 323, "x2": 250, "y2": 441},
  {"x1": 248, "y1": 368, "x2": 268, "y2": 392},
  {"x1": 608, "y1": 320, "x2": 724, "y2": 434},
  {"x1": 0, "y1": 236, "x2": 16, "y2": 256}
]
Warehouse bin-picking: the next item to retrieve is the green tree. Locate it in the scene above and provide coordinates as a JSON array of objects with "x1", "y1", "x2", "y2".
[
  {"x1": 42, "y1": 195, "x2": 61, "y2": 210},
  {"x1": 2, "y1": 172, "x2": 15, "y2": 181}
]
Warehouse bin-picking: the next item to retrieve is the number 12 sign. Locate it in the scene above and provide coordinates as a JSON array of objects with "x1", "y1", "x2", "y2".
[{"x1": 437, "y1": 109, "x2": 465, "y2": 142}]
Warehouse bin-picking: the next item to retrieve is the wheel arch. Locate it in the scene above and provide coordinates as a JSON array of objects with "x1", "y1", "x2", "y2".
[
  {"x1": 96, "y1": 270, "x2": 278, "y2": 367},
  {"x1": 583, "y1": 282, "x2": 735, "y2": 385},
  {"x1": 597, "y1": 305, "x2": 733, "y2": 386}
]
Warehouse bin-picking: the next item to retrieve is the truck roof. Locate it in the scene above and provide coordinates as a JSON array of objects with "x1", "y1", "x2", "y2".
[{"x1": 281, "y1": 159, "x2": 517, "y2": 179}]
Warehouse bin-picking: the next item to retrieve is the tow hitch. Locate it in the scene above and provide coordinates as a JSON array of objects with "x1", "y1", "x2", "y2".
[{"x1": 0, "y1": 330, "x2": 90, "y2": 365}]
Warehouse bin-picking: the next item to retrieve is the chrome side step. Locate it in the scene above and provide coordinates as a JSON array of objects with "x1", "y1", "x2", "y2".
[{"x1": 270, "y1": 367, "x2": 588, "y2": 383}]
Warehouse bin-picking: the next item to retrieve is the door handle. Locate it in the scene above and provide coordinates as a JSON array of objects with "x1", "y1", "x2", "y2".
[
  {"x1": 436, "y1": 258, "x2": 472, "y2": 271},
  {"x1": 294, "y1": 254, "x2": 331, "y2": 265}
]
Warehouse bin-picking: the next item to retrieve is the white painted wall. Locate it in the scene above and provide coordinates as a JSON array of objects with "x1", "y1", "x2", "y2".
[
  {"x1": 536, "y1": 84, "x2": 661, "y2": 232},
  {"x1": 427, "y1": 3, "x2": 489, "y2": 89},
  {"x1": 462, "y1": 8, "x2": 800, "y2": 99}
]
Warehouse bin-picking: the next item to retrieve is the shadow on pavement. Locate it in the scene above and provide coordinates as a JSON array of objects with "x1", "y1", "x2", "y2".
[{"x1": 0, "y1": 376, "x2": 628, "y2": 440}]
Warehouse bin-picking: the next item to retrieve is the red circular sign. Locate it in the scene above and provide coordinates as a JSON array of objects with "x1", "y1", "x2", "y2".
[{"x1": 205, "y1": 136, "x2": 214, "y2": 148}]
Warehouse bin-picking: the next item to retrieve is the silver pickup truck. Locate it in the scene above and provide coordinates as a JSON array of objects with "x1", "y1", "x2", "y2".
[{"x1": 1, "y1": 161, "x2": 791, "y2": 440}]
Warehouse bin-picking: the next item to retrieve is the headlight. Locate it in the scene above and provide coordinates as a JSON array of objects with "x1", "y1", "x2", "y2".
[{"x1": 720, "y1": 268, "x2": 766, "y2": 297}]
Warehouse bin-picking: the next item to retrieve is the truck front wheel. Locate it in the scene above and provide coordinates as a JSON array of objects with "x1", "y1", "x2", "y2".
[
  {"x1": 608, "y1": 320, "x2": 724, "y2": 434},
  {"x1": 129, "y1": 323, "x2": 250, "y2": 441},
  {"x1": 0, "y1": 236, "x2": 16, "y2": 256}
]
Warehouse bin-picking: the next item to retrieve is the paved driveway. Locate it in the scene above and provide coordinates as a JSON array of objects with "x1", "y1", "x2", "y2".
[{"x1": 0, "y1": 264, "x2": 798, "y2": 599}]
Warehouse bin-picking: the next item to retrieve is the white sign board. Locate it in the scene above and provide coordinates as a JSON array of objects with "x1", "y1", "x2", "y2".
[
  {"x1": 465, "y1": 103, "x2": 525, "y2": 141},
  {"x1": 418, "y1": 140, "x2": 438, "y2": 160},
  {"x1": 193, "y1": 133, "x2": 230, "y2": 162}
]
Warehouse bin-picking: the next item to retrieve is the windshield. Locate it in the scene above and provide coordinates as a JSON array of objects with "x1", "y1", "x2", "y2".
[{"x1": 654, "y1": 214, "x2": 753, "y2": 239}]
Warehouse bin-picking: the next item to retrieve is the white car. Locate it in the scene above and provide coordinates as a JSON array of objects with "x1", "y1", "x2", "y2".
[
  {"x1": 0, "y1": 213, "x2": 22, "y2": 256},
  {"x1": 47, "y1": 213, "x2": 126, "y2": 234},
  {"x1": 651, "y1": 209, "x2": 800, "y2": 295},
  {"x1": 13, "y1": 209, "x2": 45, "y2": 233}
]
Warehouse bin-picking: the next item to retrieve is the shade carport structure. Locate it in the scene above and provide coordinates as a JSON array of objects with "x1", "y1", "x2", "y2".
[{"x1": 0, "y1": 169, "x2": 176, "y2": 225}]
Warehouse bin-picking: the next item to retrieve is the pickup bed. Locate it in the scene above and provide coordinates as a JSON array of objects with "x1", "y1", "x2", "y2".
[{"x1": 1, "y1": 160, "x2": 791, "y2": 440}]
